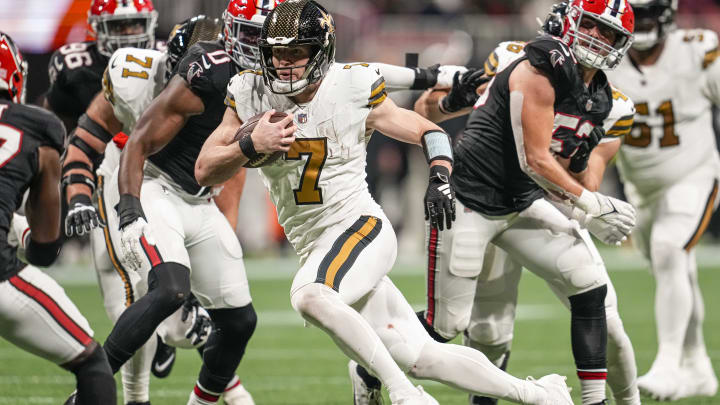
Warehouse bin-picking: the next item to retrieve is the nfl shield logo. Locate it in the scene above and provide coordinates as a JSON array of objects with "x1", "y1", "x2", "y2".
[{"x1": 296, "y1": 113, "x2": 308, "y2": 124}]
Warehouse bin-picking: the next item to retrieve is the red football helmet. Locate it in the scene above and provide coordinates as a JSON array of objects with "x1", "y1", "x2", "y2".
[
  {"x1": 0, "y1": 33, "x2": 28, "y2": 104},
  {"x1": 88, "y1": 0, "x2": 158, "y2": 57},
  {"x1": 546, "y1": 0, "x2": 635, "y2": 70},
  {"x1": 223, "y1": 0, "x2": 284, "y2": 68}
]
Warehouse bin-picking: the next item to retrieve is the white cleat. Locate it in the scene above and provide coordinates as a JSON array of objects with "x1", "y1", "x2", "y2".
[
  {"x1": 223, "y1": 380, "x2": 256, "y2": 405},
  {"x1": 390, "y1": 386, "x2": 439, "y2": 405},
  {"x1": 528, "y1": 374, "x2": 573, "y2": 405},
  {"x1": 637, "y1": 366, "x2": 681, "y2": 401},
  {"x1": 674, "y1": 355, "x2": 718, "y2": 400},
  {"x1": 348, "y1": 360, "x2": 384, "y2": 405}
]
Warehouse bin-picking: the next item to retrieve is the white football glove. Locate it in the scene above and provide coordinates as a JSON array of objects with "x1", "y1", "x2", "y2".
[
  {"x1": 182, "y1": 302, "x2": 212, "y2": 347},
  {"x1": 575, "y1": 190, "x2": 636, "y2": 246},
  {"x1": 434, "y1": 65, "x2": 469, "y2": 89},
  {"x1": 8, "y1": 214, "x2": 30, "y2": 262},
  {"x1": 119, "y1": 217, "x2": 156, "y2": 271}
]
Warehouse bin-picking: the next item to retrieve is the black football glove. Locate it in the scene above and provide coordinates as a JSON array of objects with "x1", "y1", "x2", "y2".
[
  {"x1": 424, "y1": 165, "x2": 456, "y2": 230},
  {"x1": 65, "y1": 194, "x2": 102, "y2": 237},
  {"x1": 440, "y1": 68, "x2": 490, "y2": 113},
  {"x1": 569, "y1": 126, "x2": 604, "y2": 173},
  {"x1": 410, "y1": 64, "x2": 440, "y2": 90},
  {"x1": 181, "y1": 295, "x2": 213, "y2": 347}
]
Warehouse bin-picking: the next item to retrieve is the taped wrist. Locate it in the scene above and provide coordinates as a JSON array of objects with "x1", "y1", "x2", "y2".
[
  {"x1": 25, "y1": 237, "x2": 63, "y2": 267},
  {"x1": 117, "y1": 194, "x2": 145, "y2": 229},
  {"x1": 410, "y1": 65, "x2": 439, "y2": 90},
  {"x1": 421, "y1": 130, "x2": 453, "y2": 163},
  {"x1": 238, "y1": 133, "x2": 259, "y2": 160},
  {"x1": 77, "y1": 113, "x2": 114, "y2": 143}
]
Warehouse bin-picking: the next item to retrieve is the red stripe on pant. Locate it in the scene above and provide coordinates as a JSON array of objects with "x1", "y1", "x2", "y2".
[
  {"x1": 577, "y1": 370, "x2": 608, "y2": 380},
  {"x1": 140, "y1": 236, "x2": 163, "y2": 267},
  {"x1": 425, "y1": 227, "x2": 439, "y2": 325},
  {"x1": 194, "y1": 385, "x2": 220, "y2": 402},
  {"x1": 9, "y1": 275, "x2": 92, "y2": 346}
]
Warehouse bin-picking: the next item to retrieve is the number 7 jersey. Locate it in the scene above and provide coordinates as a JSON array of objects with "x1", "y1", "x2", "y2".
[
  {"x1": 607, "y1": 29, "x2": 720, "y2": 195},
  {"x1": 226, "y1": 63, "x2": 388, "y2": 259}
]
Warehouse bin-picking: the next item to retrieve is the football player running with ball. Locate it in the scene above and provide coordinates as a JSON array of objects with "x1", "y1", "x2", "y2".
[
  {"x1": 0, "y1": 33, "x2": 116, "y2": 405},
  {"x1": 197, "y1": 1, "x2": 574, "y2": 404},
  {"x1": 607, "y1": 0, "x2": 719, "y2": 400}
]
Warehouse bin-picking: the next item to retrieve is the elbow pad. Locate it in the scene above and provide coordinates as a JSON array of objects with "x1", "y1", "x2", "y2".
[{"x1": 25, "y1": 238, "x2": 63, "y2": 267}]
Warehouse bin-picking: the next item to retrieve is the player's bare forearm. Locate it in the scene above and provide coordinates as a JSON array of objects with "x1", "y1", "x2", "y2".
[
  {"x1": 578, "y1": 140, "x2": 620, "y2": 192},
  {"x1": 368, "y1": 96, "x2": 442, "y2": 145},
  {"x1": 213, "y1": 168, "x2": 246, "y2": 229},
  {"x1": 119, "y1": 77, "x2": 201, "y2": 196},
  {"x1": 414, "y1": 89, "x2": 471, "y2": 123},
  {"x1": 26, "y1": 147, "x2": 62, "y2": 242},
  {"x1": 196, "y1": 108, "x2": 247, "y2": 187}
]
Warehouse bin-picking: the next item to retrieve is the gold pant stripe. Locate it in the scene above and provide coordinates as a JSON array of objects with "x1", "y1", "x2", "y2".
[
  {"x1": 684, "y1": 179, "x2": 719, "y2": 251},
  {"x1": 324, "y1": 217, "x2": 378, "y2": 289},
  {"x1": 96, "y1": 175, "x2": 135, "y2": 307}
]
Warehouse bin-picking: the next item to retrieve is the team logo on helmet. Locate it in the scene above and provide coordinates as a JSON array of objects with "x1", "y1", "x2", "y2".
[{"x1": 318, "y1": 9, "x2": 335, "y2": 35}]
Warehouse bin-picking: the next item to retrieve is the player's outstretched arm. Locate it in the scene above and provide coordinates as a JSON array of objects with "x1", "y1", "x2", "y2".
[
  {"x1": 195, "y1": 108, "x2": 295, "y2": 186},
  {"x1": 23, "y1": 146, "x2": 64, "y2": 266},
  {"x1": 63, "y1": 93, "x2": 122, "y2": 237},
  {"x1": 367, "y1": 97, "x2": 456, "y2": 229}
]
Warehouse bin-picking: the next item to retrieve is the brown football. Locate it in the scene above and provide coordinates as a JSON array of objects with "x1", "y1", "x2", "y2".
[{"x1": 234, "y1": 111, "x2": 290, "y2": 168}]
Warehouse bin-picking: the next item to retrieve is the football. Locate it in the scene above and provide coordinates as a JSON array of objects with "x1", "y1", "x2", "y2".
[{"x1": 234, "y1": 111, "x2": 290, "y2": 168}]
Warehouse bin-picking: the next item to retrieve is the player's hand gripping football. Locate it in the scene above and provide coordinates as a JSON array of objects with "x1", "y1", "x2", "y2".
[
  {"x1": 425, "y1": 165, "x2": 456, "y2": 230},
  {"x1": 441, "y1": 68, "x2": 490, "y2": 113},
  {"x1": 576, "y1": 190, "x2": 636, "y2": 246},
  {"x1": 181, "y1": 295, "x2": 213, "y2": 347},
  {"x1": 117, "y1": 194, "x2": 156, "y2": 271},
  {"x1": 250, "y1": 109, "x2": 296, "y2": 154},
  {"x1": 65, "y1": 194, "x2": 103, "y2": 237}
]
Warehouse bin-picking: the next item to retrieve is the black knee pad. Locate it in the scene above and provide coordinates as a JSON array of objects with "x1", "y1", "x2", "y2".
[
  {"x1": 569, "y1": 285, "x2": 608, "y2": 370},
  {"x1": 208, "y1": 303, "x2": 258, "y2": 339},
  {"x1": 147, "y1": 262, "x2": 191, "y2": 310}
]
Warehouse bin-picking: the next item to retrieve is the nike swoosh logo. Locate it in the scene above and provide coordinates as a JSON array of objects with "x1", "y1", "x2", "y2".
[
  {"x1": 153, "y1": 352, "x2": 175, "y2": 373},
  {"x1": 111, "y1": 58, "x2": 118, "y2": 69},
  {"x1": 201, "y1": 56, "x2": 211, "y2": 69}
]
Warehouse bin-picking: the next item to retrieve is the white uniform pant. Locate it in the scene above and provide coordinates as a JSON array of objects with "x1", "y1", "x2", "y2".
[
  {"x1": 423, "y1": 198, "x2": 606, "y2": 340},
  {"x1": 0, "y1": 266, "x2": 94, "y2": 365}
]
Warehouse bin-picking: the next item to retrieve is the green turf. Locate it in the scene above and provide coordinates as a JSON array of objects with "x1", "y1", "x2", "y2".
[{"x1": 0, "y1": 259, "x2": 718, "y2": 404}]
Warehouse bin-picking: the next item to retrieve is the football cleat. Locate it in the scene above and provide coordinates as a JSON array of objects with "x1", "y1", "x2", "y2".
[
  {"x1": 63, "y1": 391, "x2": 77, "y2": 405},
  {"x1": 223, "y1": 378, "x2": 255, "y2": 405},
  {"x1": 674, "y1": 355, "x2": 718, "y2": 399},
  {"x1": 151, "y1": 335, "x2": 176, "y2": 378},
  {"x1": 389, "y1": 386, "x2": 438, "y2": 405},
  {"x1": 348, "y1": 360, "x2": 384, "y2": 405},
  {"x1": 637, "y1": 366, "x2": 680, "y2": 401},
  {"x1": 527, "y1": 374, "x2": 573, "y2": 405}
]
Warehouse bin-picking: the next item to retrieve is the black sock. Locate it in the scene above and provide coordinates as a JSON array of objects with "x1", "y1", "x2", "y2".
[
  {"x1": 356, "y1": 364, "x2": 382, "y2": 389},
  {"x1": 69, "y1": 344, "x2": 117, "y2": 405},
  {"x1": 569, "y1": 285, "x2": 608, "y2": 370}
]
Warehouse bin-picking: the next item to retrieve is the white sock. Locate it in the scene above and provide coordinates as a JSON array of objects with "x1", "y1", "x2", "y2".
[
  {"x1": 121, "y1": 333, "x2": 156, "y2": 403},
  {"x1": 578, "y1": 374, "x2": 606, "y2": 405},
  {"x1": 188, "y1": 383, "x2": 220, "y2": 405},
  {"x1": 606, "y1": 316, "x2": 640, "y2": 405}
]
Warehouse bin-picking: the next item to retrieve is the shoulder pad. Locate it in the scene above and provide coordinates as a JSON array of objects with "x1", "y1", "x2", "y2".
[
  {"x1": 27, "y1": 105, "x2": 66, "y2": 153},
  {"x1": 485, "y1": 41, "x2": 526, "y2": 77},
  {"x1": 177, "y1": 41, "x2": 234, "y2": 102},
  {"x1": 603, "y1": 86, "x2": 635, "y2": 141},
  {"x1": 524, "y1": 36, "x2": 581, "y2": 91},
  {"x1": 337, "y1": 63, "x2": 387, "y2": 108}
]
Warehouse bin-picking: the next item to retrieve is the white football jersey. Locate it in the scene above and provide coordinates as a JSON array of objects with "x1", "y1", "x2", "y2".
[
  {"x1": 97, "y1": 47, "x2": 167, "y2": 178},
  {"x1": 484, "y1": 40, "x2": 635, "y2": 147},
  {"x1": 227, "y1": 63, "x2": 388, "y2": 259},
  {"x1": 607, "y1": 29, "x2": 720, "y2": 195}
]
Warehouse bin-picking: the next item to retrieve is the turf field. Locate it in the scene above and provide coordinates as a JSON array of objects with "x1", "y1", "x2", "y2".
[{"x1": 0, "y1": 248, "x2": 718, "y2": 405}]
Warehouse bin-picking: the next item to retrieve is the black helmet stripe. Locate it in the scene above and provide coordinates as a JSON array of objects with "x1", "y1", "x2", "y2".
[{"x1": 268, "y1": 0, "x2": 311, "y2": 39}]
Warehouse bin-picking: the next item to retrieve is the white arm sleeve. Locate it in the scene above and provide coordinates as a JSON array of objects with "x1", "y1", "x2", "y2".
[{"x1": 370, "y1": 63, "x2": 416, "y2": 92}]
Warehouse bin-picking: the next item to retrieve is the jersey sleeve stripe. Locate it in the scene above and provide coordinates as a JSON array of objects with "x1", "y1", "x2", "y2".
[
  {"x1": 606, "y1": 128, "x2": 631, "y2": 137},
  {"x1": 484, "y1": 51, "x2": 499, "y2": 76},
  {"x1": 703, "y1": 47, "x2": 720, "y2": 69},
  {"x1": 224, "y1": 95, "x2": 237, "y2": 112},
  {"x1": 370, "y1": 77, "x2": 386, "y2": 98}
]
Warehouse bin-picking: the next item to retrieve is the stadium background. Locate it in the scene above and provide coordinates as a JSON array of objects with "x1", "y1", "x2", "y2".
[{"x1": 0, "y1": 0, "x2": 719, "y2": 404}]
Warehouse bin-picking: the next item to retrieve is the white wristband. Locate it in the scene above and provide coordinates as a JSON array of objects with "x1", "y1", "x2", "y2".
[{"x1": 575, "y1": 189, "x2": 599, "y2": 216}]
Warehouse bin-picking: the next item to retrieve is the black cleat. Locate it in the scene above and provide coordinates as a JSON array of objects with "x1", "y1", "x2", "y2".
[
  {"x1": 469, "y1": 395, "x2": 498, "y2": 405},
  {"x1": 151, "y1": 335, "x2": 176, "y2": 378},
  {"x1": 63, "y1": 392, "x2": 76, "y2": 405}
]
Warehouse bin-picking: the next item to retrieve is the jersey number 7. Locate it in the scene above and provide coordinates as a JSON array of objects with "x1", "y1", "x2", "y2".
[{"x1": 286, "y1": 138, "x2": 327, "y2": 205}]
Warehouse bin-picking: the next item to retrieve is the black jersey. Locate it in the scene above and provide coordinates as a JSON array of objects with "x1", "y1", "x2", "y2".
[
  {"x1": 0, "y1": 101, "x2": 65, "y2": 281},
  {"x1": 148, "y1": 40, "x2": 239, "y2": 196},
  {"x1": 47, "y1": 41, "x2": 108, "y2": 126},
  {"x1": 453, "y1": 36, "x2": 613, "y2": 216}
]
